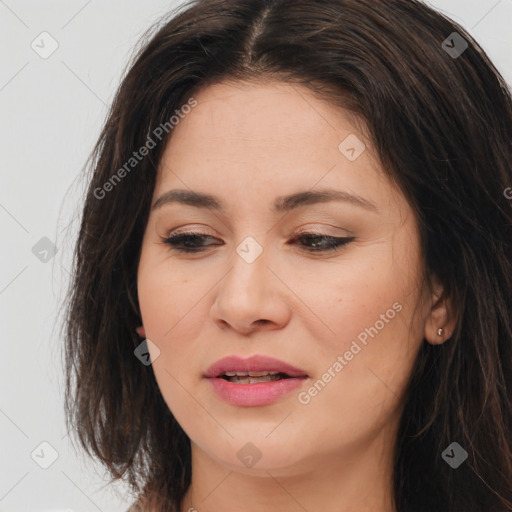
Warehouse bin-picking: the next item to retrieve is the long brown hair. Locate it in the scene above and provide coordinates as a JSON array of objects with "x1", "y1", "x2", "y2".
[{"x1": 62, "y1": 1, "x2": 512, "y2": 510}]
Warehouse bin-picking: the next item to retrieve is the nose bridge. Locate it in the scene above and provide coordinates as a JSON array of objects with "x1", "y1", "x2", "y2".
[
  {"x1": 225, "y1": 234, "x2": 269, "y2": 300},
  {"x1": 210, "y1": 234, "x2": 289, "y2": 332}
]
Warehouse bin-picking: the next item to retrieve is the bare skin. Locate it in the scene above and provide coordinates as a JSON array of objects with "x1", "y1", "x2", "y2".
[{"x1": 137, "y1": 80, "x2": 456, "y2": 512}]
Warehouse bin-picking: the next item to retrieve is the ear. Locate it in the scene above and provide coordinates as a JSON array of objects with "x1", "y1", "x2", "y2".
[
  {"x1": 424, "y1": 280, "x2": 457, "y2": 345},
  {"x1": 135, "y1": 325, "x2": 146, "y2": 338}
]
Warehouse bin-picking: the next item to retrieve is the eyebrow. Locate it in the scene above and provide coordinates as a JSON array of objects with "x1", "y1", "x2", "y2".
[{"x1": 151, "y1": 188, "x2": 378, "y2": 213}]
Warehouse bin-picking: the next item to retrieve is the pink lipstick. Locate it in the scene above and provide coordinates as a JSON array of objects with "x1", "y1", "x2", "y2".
[{"x1": 204, "y1": 355, "x2": 309, "y2": 406}]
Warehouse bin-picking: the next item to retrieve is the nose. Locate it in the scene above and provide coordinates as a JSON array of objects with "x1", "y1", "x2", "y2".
[{"x1": 209, "y1": 243, "x2": 291, "y2": 335}]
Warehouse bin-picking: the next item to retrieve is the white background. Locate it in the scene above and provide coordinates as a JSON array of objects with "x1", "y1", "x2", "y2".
[{"x1": 1, "y1": 1, "x2": 511, "y2": 511}]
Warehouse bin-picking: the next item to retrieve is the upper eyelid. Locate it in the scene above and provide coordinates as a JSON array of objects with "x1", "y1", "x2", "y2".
[
  {"x1": 164, "y1": 223, "x2": 352, "y2": 236},
  {"x1": 166, "y1": 225, "x2": 216, "y2": 236},
  {"x1": 164, "y1": 231, "x2": 346, "y2": 239},
  {"x1": 163, "y1": 231, "x2": 348, "y2": 243}
]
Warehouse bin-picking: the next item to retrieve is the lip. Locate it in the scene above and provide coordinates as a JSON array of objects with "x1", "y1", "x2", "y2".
[
  {"x1": 204, "y1": 355, "x2": 309, "y2": 407},
  {"x1": 204, "y1": 355, "x2": 308, "y2": 378}
]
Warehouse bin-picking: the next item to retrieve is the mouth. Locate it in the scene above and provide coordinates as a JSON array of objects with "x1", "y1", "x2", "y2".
[
  {"x1": 219, "y1": 371, "x2": 295, "y2": 384},
  {"x1": 204, "y1": 354, "x2": 309, "y2": 380},
  {"x1": 204, "y1": 355, "x2": 309, "y2": 406}
]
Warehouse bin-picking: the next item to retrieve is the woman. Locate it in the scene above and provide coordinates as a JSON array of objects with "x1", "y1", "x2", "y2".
[{"x1": 62, "y1": 0, "x2": 512, "y2": 510}]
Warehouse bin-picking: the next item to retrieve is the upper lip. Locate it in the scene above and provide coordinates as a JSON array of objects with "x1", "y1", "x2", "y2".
[{"x1": 204, "y1": 355, "x2": 309, "y2": 378}]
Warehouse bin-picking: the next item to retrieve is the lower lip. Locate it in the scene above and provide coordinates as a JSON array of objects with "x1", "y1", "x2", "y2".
[{"x1": 206, "y1": 376, "x2": 308, "y2": 406}]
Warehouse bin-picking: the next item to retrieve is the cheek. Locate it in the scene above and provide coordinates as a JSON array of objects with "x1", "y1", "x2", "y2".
[
  {"x1": 310, "y1": 243, "x2": 422, "y2": 355},
  {"x1": 137, "y1": 254, "x2": 215, "y2": 392},
  {"x1": 299, "y1": 243, "x2": 425, "y2": 419},
  {"x1": 137, "y1": 256, "x2": 208, "y2": 420},
  {"x1": 137, "y1": 255, "x2": 197, "y2": 340}
]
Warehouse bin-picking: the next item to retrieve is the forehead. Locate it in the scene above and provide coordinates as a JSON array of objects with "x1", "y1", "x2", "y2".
[
  {"x1": 165, "y1": 80, "x2": 359, "y2": 155},
  {"x1": 153, "y1": 80, "x2": 401, "y2": 217}
]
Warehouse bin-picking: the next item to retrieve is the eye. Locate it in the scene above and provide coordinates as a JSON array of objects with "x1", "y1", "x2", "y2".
[
  {"x1": 162, "y1": 232, "x2": 220, "y2": 253},
  {"x1": 289, "y1": 233, "x2": 355, "y2": 253},
  {"x1": 162, "y1": 231, "x2": 354, "y2": 253}
]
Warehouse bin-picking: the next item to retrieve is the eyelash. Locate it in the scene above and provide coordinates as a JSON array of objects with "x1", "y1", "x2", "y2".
[{"x1": 162, "y1": 231, "x2": 355, "y2": 253}]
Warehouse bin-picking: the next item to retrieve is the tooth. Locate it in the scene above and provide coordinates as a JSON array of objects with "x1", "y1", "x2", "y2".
[
  {"x1": 235, "y1": 372, "x2": 249, "y2": 376},
  {"x1": 248, "y1": 371, "x2": 270, "y2": 377},
  {"x1": 226, "y1": 374, "x2": 283, "y2": 384},
  {"x1": 224, "y1": 371, "x2": 237, "y2": 376}
]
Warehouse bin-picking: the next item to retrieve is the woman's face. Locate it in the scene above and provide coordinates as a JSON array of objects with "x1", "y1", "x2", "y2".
[{"x1": 137, "y1": 80, "x2": 438, "y2": 476}]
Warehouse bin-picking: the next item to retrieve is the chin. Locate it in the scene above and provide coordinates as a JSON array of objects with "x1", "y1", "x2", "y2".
[{"x1": 193, "y1": 430, "x2": 310, "y2": 473}]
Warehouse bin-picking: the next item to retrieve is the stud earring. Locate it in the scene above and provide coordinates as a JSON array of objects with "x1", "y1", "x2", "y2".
[{"x1": 437, "y1": 327, "x2": 444, "y2": 336}]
